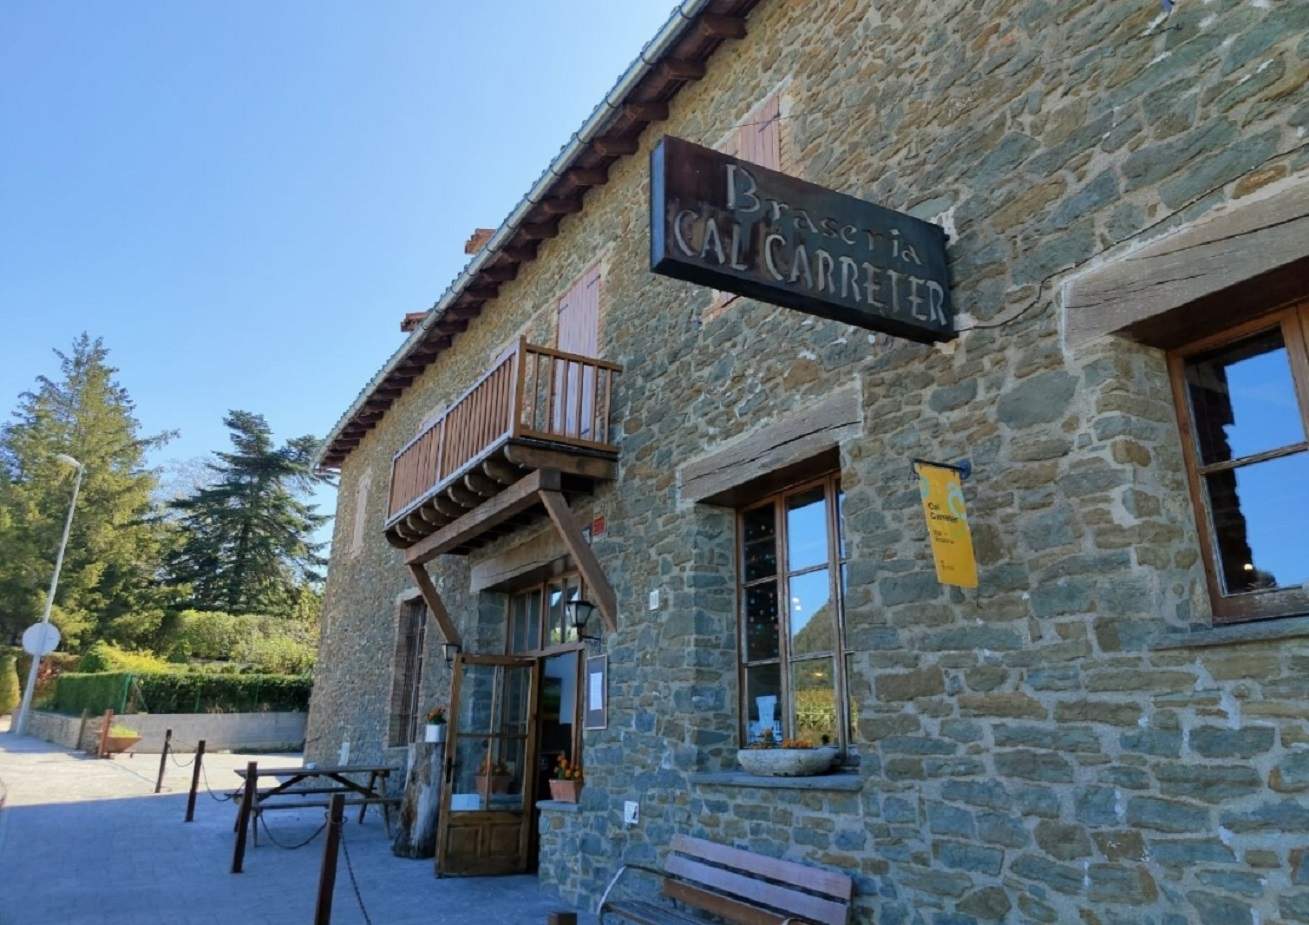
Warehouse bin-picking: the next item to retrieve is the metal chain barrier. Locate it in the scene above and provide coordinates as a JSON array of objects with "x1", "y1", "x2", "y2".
[
  {"x1": 257, "y1": 809, "x2": 328, "y2": 850},
  {"x1": 199, "y1": 759, "x2": 236, "y2": 802},
  {"x1": 339, "y1": 825, "x2": 375, "y2": 925}
]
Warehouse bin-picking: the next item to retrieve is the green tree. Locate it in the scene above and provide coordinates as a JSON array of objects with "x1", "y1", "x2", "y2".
[
  {"x1": 0, "y1": 654, "x2": 19, "y2": 715},
  {"x1": 167, "y1": 411, "x2": 328, "y2": 617},
  {"x1": 0, "y1": 335, "x2": 178, "y2": 649}
]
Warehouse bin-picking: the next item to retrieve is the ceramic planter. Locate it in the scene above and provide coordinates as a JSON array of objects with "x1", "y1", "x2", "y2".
[
  {"x1": 737, "y1": 746, "x2": 838, "y2": 777},
  {"x1": 424, "y1": 722, "x2": 446, "y2": 744},
  {"x1": 548, "y1": 779, "x2": 583, "y2": 803}
]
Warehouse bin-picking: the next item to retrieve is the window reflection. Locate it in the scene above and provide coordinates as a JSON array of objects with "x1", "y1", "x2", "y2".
[
  {"x1": 786, "y1": 487, "x2": 828, "y2": 571},
  {"x1": 788, "y1": 568, "x2": 833, "y2": 656},
  {"x1": 1186, "y1": 328, "x2": 1304, "y2": 465},
  {"x1": 1207, "y1": 453, "x2": 1309, "y2": 594}
]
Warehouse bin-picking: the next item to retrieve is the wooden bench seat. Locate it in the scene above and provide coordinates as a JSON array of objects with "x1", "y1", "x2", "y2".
[{"x1": 599, "y1": 834, "x2": 853, "y2": 925}]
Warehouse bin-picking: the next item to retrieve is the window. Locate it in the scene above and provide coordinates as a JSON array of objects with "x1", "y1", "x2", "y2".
[
  {"x1": 1169, "y1": 303, "x2": 1309, "y2": 624},
  {"x1": 708, "y1": 91, "x2": 782, "y2": 318},
  {"x1": 505, "y1": 574, "x2": 589, "y2": 654},
  {"x1": 350, "y1": 468, "x2": 372, "y2": 557},
  {"x1": 387, "y1": 598, "x2": 428, "y2": 746},
  {"x1": 738, "y1": 474, "x2": 849, "y2": 749}
]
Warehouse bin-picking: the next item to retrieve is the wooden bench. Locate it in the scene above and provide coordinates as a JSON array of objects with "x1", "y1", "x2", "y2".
[{"x1": 598, "y1": 834, "x2": 853, "y2": 924}]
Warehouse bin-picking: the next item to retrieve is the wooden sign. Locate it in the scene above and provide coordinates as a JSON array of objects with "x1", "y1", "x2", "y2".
[
  {"x1": 650, "y1": 135, "x2": 954, "y2": 343},
  {"x1": 917, "y1": 462, "x2": 978, "y2": 588}
]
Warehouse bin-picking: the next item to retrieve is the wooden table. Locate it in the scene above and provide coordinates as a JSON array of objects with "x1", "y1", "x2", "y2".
[{"x1": 230, "y1": 762, "x2": 398, "y2": 873}]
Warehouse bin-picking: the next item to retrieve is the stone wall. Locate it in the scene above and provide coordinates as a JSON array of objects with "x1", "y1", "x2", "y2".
[
  {"x1": 27, "y1": 710, "x2": 307, "y2": 753},
  {"x1": 308, "y1": 0, "x2": 1309, "y2": 921}
]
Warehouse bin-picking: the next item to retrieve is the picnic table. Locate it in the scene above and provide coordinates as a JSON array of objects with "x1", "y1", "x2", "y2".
[{"x1": 229, "y1": 761, "x2": 398, "y2": 873}]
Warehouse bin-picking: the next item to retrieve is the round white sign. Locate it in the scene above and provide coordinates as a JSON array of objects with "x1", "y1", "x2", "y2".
[{"x1": 21, "y1": 622, "x2": 60, "y2": 657}]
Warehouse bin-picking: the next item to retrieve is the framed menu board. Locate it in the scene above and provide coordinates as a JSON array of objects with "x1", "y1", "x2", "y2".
[{"x1": 584, "y1": 655, "x2": 607, "y2": 730}]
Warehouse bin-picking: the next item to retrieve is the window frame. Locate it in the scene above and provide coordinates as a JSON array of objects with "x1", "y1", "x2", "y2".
[
  {"x1": 387, "y1": 594, "x2": 429, "y2": 747},
  {"x1": 1167, "y1": 301, "x2": 1309, "y2": 624},
  {"x1": 735, "y1": 472, "x2": 850, "y2": 751},
  {"x1": 502, "y1": 575, "x2": 590, "y2": 779}
]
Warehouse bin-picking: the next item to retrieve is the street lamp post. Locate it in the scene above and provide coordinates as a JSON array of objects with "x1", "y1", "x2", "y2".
[{"x1": 13, "y1": 454, "x2": 83, "y2": 737}]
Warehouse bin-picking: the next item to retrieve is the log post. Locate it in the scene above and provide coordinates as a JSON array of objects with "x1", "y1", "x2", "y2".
[
  {"x1": 231, "y1": 760, "x2": 257, "y2": 873},
  {"x1": 97, "y1": 709, "x2": 113, "y2": 759},
  {"x1": 154, "y1": 728, "x2": 172, "y2": 794},
  {"x1": 185, "y1": 739, "x2": 206, "y2": 822},
  {"x1": 314, "y1": 794, "x2": 346, "y2": 925}
]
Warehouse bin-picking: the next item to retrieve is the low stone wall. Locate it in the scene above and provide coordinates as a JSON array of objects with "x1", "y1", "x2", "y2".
[{"x1": 26, "y1": 710, "x2": 306, "y2": 753}]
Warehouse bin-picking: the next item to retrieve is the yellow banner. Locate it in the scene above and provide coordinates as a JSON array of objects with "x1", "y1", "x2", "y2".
[{"x1": 918, "y1": 463, "x2": 978, "y2": 589}]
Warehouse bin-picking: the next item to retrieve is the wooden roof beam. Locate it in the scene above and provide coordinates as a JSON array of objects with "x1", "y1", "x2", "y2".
[
  {"x1": 566, "y1": 167, "x2": 609, "y2": 188},
  {"x1": 540, "y1": 197, "x2": 582, "y2": 216},
  {"x1": 623, "y1": 101, "x2": 669, "y2": 123},
  {"x1": 698, "y1": 14, "x2": 746, "y2": 39},
  {"x1": 658, "y1": 59, "x2": 706, "y2": 82},
  {"x1": 520, "y1": 221, "x2": 559, "y2": 240},
  {"x1": 592, "y1": 137, "x2": 638, "y2": 157},
  {"x1": 480, "y1": 265, "x2": 518, "y2": 283}
]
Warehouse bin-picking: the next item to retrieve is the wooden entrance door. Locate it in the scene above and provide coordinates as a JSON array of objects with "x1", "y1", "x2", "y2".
[
  {"x1": 554, "y1": 266, "x2": 601, "y2": 439},
  {"x1": 436, "y1": 654, "x2": 540, "y2": 876}
]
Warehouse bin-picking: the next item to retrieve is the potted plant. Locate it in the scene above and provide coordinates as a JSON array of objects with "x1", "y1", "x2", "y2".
[
  {"x1": 475, "y1": 753, "x2": 512, "y2": 797},
  {"x1": 424, "y1": 706, "x2": 447, "y2": 744},
  {"x1": 548, "y1": 755, "x2": 584, "y2": 803},
  {"x1": 737, "y1": 730, "x2": 838, "y2": 777},
  {"x1": 103, "y1": 723, "x2": 142, "y2": 756}
]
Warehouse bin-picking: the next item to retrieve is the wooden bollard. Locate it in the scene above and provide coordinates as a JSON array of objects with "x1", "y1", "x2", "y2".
[
  {"x1": 231, "y1": 760, "x2": 257, "y2": 874},
  {"x1": 154, "y1": 728, "x2": 172, "y2": 794},
  {"x1": 314, "y1": 794, "x2": 346, "y2": 925},
  {"x1": 97, "y1": 709, "x2": 113, "y2": 759},
  {"x1": 185, "y1": 739, "x2": 206, "y2": 822}
]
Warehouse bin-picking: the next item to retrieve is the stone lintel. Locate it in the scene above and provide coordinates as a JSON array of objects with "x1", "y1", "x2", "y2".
[{"x1": 1063, "y1": 173, "x2": 1309, "y2": 350}]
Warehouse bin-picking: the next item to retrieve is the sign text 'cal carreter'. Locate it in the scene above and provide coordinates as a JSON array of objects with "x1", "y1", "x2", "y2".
[{"x1": 650, "y1": 135, "x2": 954, "y2": 343}]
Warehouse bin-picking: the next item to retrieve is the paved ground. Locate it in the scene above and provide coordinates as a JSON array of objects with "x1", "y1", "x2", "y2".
[{"x1": 0, "y1": 721, "x2": 590, "y2": 925}]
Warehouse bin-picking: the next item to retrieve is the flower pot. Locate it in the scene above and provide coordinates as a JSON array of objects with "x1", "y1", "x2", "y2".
[
  {"x1": 103, "y1": 735, "x2": 142, "y2": 756},
  {"x1": 737, "y1": 746, "x2": 838, "y2": 777},
  {"x1": 476, "y1": 773, "x2": 512, "y2": 796},
  {"x1": 424, "y1": 723, "x2": 446, "y2": 744},
  {"x1": 548, "y1": 779, "x2": 583, "y2": 803}
]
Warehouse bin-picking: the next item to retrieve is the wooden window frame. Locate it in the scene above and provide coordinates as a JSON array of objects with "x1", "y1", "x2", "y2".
[
  {"x1": 736, "y1": 472, "x2": 850, "y2": 751},
  {"x1": 387, "y1": 594, "x2": 429, "y2": 747},
  {"x1": 502, "y1": 575, "x2": 591, "y2": 776},
  {"x1": 1167, "y1": 301, "x2": 1309, "y2": 624}
]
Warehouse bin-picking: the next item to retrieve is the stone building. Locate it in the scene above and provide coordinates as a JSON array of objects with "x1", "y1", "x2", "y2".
[{"x1": 307, "y1": 0, "x2": 1309, "y2": 921}]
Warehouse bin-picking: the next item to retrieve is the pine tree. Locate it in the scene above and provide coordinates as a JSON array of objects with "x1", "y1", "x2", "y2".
[
  {"x1": 167, "y1": 411, "x2": 329, "y2": 617},
  {"x1": 0, "y1": 334, "x2": 177, "y2": 649}
]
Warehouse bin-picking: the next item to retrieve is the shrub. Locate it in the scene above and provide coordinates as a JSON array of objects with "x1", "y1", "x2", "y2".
[
  {"x1": 79, "y1": 641, "x2": 174, "y2": 675},
  {"x1": 0, "y1": 655, "x2": 20, "y2": 715},
  {"x1": 233, "y1": 634, "x2": 316, "y2": 675},
  {"x1": 52, "y1": 670, "x2": 311, "y2": 715},
  {"x1": 0, "y1": 647, "x2": 80, "y2": 703},
  {"x1": 49, "y1": 672, "x2": 133, "y2": 715}
]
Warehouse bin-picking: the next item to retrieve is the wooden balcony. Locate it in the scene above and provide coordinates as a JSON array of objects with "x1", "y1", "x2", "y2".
[{"x1": 384, "y1": 338, "x2": 621, "y2": 553}]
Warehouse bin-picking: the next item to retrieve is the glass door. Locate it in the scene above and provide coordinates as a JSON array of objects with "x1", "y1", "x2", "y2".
[{"x1": 436, "y1": 654, "x2": 540, "y2": 876}]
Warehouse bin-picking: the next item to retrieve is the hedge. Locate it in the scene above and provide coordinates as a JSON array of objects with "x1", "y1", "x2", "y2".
[
  {"x1": 0, "y1": 646, "x2": 81, "y2": 703},
  {"x1": 52, "y1": 671, "x2": 311, "y2": 715}
]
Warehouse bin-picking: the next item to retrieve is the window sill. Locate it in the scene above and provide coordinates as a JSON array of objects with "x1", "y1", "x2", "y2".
[
  {"x1": 536, "y1": 800, "x2": 583, "y2": 813},
  {"x1": 1152, "y1": 613, "x2": 1309, "y2": 651},
  {"x1": 688, "y1": 771, "x2": 863, "y2": 792}
]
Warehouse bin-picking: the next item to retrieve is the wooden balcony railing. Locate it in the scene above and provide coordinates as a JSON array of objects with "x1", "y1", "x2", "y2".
[{"x1": 386, "y1": 338, "x2": 621, "y2": 526}]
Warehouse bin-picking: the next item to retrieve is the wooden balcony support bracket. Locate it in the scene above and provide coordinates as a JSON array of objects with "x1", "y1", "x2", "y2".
[
  {"x1": 539, "y1": 488, "x2": 618, "y2": 634},
  {"x1": 406, "y1": 469, "x2": 561, "y2": 566},
  {"x1": 407, "y1": 562, "x2": 462, "y2": 648}
]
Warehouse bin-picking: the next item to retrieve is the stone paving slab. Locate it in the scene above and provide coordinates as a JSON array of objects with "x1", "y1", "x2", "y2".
[{"x1": 0, "y1": 726, "x2": 590, "y2": 925}]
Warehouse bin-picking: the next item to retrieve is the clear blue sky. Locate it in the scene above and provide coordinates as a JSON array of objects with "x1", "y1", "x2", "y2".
[{"x1": 0, "y1": 0, "x2": 675, "y2": 544}]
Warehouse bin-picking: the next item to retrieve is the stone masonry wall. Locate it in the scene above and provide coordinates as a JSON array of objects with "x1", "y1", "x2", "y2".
[{"x1": 309, "y1": 0, "x2": 1309, "y2": 921}]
